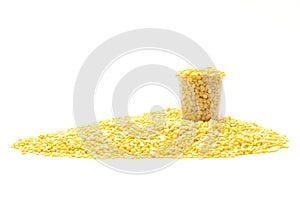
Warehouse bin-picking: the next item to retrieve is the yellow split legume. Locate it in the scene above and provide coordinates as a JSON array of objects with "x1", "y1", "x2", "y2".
[
  {"x1": 11, "y1": 68, "x2": 289, "y2": 158},
  {"x1": 11, "y1": 108, "x2": 289, "y2": 159},
  {"x1": 178, "y1": 67, "x2": 225, "y2": 122}
]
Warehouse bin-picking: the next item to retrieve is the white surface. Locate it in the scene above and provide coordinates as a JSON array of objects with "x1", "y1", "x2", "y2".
[{"x1": 0, "y1": 0, "x2": 300, "y2": 200}]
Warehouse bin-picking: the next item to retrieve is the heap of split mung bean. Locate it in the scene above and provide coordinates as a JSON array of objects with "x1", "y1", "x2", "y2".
[
  {"x1": 11, "y1": 67, "x2": 289, "y2": 158},
  {"x1": 11, "y1": 108, "x2": 289, "y2": 158}
]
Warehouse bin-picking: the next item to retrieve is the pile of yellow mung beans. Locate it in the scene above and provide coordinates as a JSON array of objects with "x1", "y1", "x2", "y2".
[
  {"x1": 11, "y1": 108, "x2": 289, "y2": 159},
  {"x1": 11, "y1": 68, "x2": 289, "y2": 159}
]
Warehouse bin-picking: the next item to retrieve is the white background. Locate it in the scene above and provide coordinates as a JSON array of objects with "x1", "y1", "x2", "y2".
[{"x1": 1, "y1": 0, "x2": 300, "y2": 199}]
